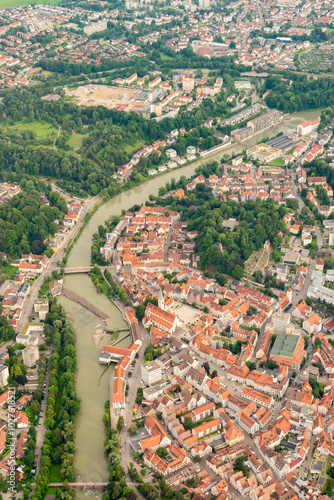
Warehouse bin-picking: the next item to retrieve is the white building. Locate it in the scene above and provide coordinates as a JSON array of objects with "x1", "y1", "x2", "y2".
[
  {"x1": 22, "y1": 345, "x2": 40, "y2": 368},
  {"x1": 166, "y1": 148, "x2": 177, "y2": 158},
  {"x1": 272, "y1": 312, "x2": 290, "y2": 334},
  {"x1": 141, "y1": 360, "x2": 162, "y2": 385},
  {"x1": 297, "y1": 119, "x2": 320, "y2": 136},
  {"x1": 303, "y1": 314, "x2": 322, "y2": 334},
  {"x1": 83, "y1": 20, "x2": 108, "y2": 35}
]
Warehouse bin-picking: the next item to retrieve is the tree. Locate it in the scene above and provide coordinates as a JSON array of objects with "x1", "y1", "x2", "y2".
[
  {"x1": 126, "y1": 493, "x2": 138, "y2": 500},
  {"x1": 232, "y1": 264, "x2": 244, "y2": 280},
  {"x1": 135, "y1": 304, "x2": 145, "y2": 320},
  {"x1": 246, "y1": 361, "x2": 257, "y2": 371},
  {"x1": 159, "y1": 478, "x2": 173, "y2": 498},
  {"x1": 157, "y1": 447, "x2": 167, "y2": 458},
  {"x1": 267, "y1": 359, "x2": 278, "y2": 370},
  {"x1": 234, "y1": 455, "x2": 249, "y2": 477},
  {"x1": 117, "y1": 416, "x2": 124, "y2": 433},
  {"x1": 194, "y1": 454, "x2": 201, "y2": 462},
  {"x1": 11, "y1": 364, "x2": 22, "y2": 379},
  {"x1": 253, "y1": 269, "x2": 263, "y2": 283},
  {"x1": 202, "y1": 362, "x2": 210, "y2": 375},
  {"x1": 314, "y1": 337, "x2": 321, "y2": 349},
  {"x1": 129, "y1": 425, "x2": 138, "y2": 436},
  {"x1": 184, "y1": 417, "x2": 193, "y2": 431}
]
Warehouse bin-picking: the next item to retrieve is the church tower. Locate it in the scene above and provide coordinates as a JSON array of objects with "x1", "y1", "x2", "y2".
[{"x1": 158, "y1": 288, "x2": 164, "y2": 310}]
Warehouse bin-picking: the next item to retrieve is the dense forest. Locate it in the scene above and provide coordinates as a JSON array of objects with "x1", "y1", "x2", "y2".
[
  {"x1": 0, "y1": 180, "x2": 66, "y2": 259},
  {"x1": 265, "y1": 73, "x2": 334, "y2": 113}
]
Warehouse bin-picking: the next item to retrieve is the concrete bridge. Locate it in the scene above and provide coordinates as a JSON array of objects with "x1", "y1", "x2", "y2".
[
  {"x1": 62, "y1": 287, "x2": 109, "y2": 320},
  {"x1": 47, "y1": 483, "x2": 108, "y2": 487},
  {"x1": 64, "y1": 266, "x2": 93, "y2": 274}
]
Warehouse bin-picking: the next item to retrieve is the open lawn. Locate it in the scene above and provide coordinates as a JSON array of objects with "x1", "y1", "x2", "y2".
[
  {"x1": 96, "y1": 138, "x2": 145, "y2": 160},
  {"x1": 268, "y1": 157, "x2": 285, "y2": 167},
  {"x1": 213, "y1": 336, "x2": 232, "y2": 343},
  {"x1": 123, "y1": 139, "x2": 146, "y2": 155},
  {"x1": 159, "y1": 51, "x2": 173, "y2": 60},
  {"x1": 46, "y1": 488, "x2": 59, "y2": 495},
  {"x1": 11, "y1": 120, "x2": 57, "y2": 139},
  {"x1": 67, "y1": 133, "x2": 88, "y2": 150},
  {"x1": 0, "y1": 0, "x2": 60, "y2": 6},
  {"x1": 49, "y1": 464, "x2": 62, "y2": 483}
]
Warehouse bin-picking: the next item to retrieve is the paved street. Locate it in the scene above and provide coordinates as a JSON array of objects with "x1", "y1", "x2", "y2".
[
  {"x1": 289, "y1": 170, "x2": 323, "y2": 309},
  {"x1": 119, "y1": 320, "x2": 150, "y2": 474},
  {"x1": 35, "y1": 351, "x2": 52, "y2": 476}
]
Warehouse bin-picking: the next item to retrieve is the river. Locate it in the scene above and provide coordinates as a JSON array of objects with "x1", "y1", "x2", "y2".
[{"x1": 60, "y1": 107, "x2": 322, "y2": 497}]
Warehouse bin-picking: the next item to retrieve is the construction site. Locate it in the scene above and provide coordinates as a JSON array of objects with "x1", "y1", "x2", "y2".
[{"x1": 65, "y1": 84, "x2": 161, "y2": 113}]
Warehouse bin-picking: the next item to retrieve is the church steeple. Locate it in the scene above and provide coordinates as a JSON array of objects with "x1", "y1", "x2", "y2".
[{"x1": 158, "y1": 288, "x2": 164, "y2": 310}]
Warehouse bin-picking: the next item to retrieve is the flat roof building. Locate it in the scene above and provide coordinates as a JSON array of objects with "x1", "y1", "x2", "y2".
[
  {"x1": 141, "y1": 360, "x2": 162, "y2": 386},
  {"x1": 270, "y1": 334, "x2": 305, "y2": 369}
]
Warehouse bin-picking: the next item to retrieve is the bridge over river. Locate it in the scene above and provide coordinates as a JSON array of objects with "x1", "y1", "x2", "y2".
[
  {"x1": 64, "y1": 266, "x2": 93, "y2": 274},
  {"x1": 47, "y1": 483, "x2": 108, "y2": 487}
]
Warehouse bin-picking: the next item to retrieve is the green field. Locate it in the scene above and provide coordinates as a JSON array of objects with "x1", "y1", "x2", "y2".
[
  {"x1": 49, "y1": 464, "x2": 61, "y2": 483},
  {"x1": 268, "y1": 157, "x2": 285, "y2": 167},
  {"x1": 67, "y1": 133, "x2": 87, "y2": 149},
  {"x1": 159, "y1": 51, "x2": 173, "y2": 60},
  {"x1": 96, "y1": 138, "x2": 146, "y2": 158},
  {"x1": 0, "y1": 0, "x2": 60, "y2": 7},
  {"x1": 123, "y1": 138, "x2": 146, "y2": 155},
  {"x1": 11, "y1": 120, "x2": 57, "y2": 139}
]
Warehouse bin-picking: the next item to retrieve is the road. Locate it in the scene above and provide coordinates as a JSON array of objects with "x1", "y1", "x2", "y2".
[
  {"x1": 35, "y1": 350, "x2": 52, "y2": 476},
  {"x1": 164, "y1": 220, "x2": 174, "y2": 262},
  {"x1": 16, "y1": 195, "x2": 99, "y2": 334},
  {"x1": 289, "y1": 170, "x2": 323, "y2": 309},
  {"x1": 255, "y1": 0, "x2": 264, "y2": 25},
  {"x1": 119, "y1": 319, "x2": 150, "y2": 476}
]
